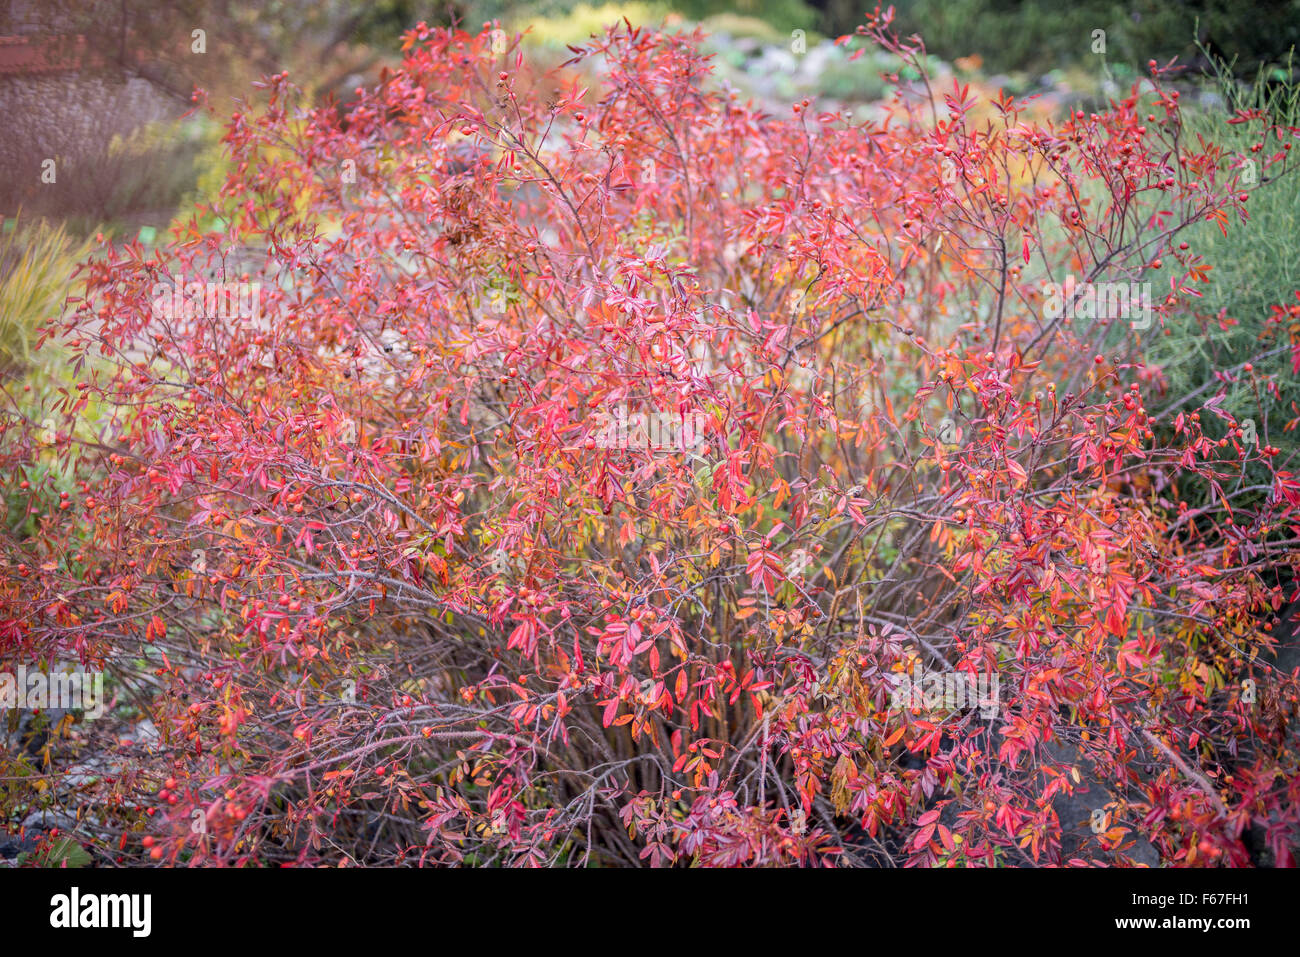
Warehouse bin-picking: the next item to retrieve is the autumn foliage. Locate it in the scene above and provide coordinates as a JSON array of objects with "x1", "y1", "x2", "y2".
[{"x1": 4, "y1": 9, "x2": 1300, "y2": 866}]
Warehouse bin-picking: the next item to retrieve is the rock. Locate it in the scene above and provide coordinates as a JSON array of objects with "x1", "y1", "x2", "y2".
[
  {"x1": 21, "y1": 808, "x2": 81, "y2": 832},
  {"x1": 1044, "y1": 737, "x2": 1160, "y2": 865},
  {"x1": 117, "y1": 718, "x2": 159, "y2": 747},
  {"x1": 0, "y1": 833, "x2": 40, "y2": 860}
]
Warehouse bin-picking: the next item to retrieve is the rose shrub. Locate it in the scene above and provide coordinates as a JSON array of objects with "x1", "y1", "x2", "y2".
[{"x1": 3, "y1": 10, "x2": 1300, "y2": 866}]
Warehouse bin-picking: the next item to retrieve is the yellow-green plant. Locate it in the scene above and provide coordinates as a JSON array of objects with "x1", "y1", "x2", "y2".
[{"x1": 0, "y1": 215, "x2": 93, "y2": 375}]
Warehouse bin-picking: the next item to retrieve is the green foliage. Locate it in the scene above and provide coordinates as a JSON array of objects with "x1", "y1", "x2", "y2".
[
  {"x1": 675, "y1": 0, "x2": 819, "y2": 33},
  {"x1": 1147, "y1": 57, "x2": 1300, "y2": 498},
  {"x1": 695, "y1": 13, "x2": 786, "y2": 44},
  {"x1": 869, "y1": 0, "x2": 1300, "y2": 76},
  {"x1": 346, "y1": 0, "x2": 820, "y2": 47},
  {"x1": 176, "y1": 116, "x2": 237, "y2": 233},
  {"x1": 511, "y1": 2, "x2": 671, "y2": 45},
  {"x1": 18, "y1": 835, "x2": 93, "y2": 868}
]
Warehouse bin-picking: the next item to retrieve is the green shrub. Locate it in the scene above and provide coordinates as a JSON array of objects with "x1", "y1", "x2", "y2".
[
  {"x1": 1145, "y1": 54, "x2": 1300, "y2": 503},
  {"x1": 511, "y1": 2, "x2": 671, "y2": 46},
  {"x1": 866, "y1": 0, "x2": 1300, "y2": 77}
]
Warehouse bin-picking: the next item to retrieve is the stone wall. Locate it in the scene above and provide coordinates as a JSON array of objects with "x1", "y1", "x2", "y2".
[{"x1": 0, "y1": 58, "x2": 182, "y2": 220}]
